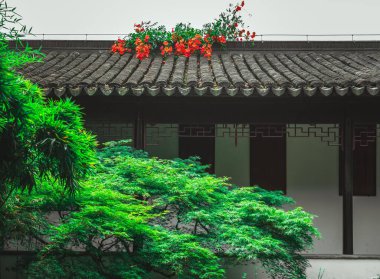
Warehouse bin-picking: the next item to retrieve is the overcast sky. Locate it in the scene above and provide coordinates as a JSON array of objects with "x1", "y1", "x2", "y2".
[{"x1": 8, "y1": 0, "x2": 380, "y2": 41}]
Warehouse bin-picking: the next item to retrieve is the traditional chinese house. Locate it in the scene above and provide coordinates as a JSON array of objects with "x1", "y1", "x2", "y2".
[{"x1": 16, "y1": 40, "x2": 380, "y2": 278}]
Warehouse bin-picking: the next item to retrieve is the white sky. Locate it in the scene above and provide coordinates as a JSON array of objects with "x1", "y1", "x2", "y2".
[{"x1": 8, "y1": 0, "x2": 380, "y2": 41}]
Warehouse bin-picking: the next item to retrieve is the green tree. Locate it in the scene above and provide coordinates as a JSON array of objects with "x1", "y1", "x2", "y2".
[
  {"x1": 0, "y1": 0, "x2": 96, "y2": 207},
  {"x1": 18, "y1": 141, "x2": 319, "y2": 279},
  {"x1": 1, "y1": 2, "x2": 318, "y2": 278}
]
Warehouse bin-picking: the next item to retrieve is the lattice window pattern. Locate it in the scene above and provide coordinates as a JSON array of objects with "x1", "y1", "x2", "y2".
[
  {"x1": 145, "y1": 123, "x2": 342, "y2": 146},
  {"x1": 85, "y1": 121, "x2": 134, "y2": 143},
  {"x1": 83, "y1": 122, "x2": 380, "y2": 148},
  {"x1": 353, "y1": 124, "x2": 378, "y2": 147}
]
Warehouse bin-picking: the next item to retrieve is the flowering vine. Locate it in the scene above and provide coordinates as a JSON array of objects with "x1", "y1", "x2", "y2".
[{"x1": 111, "y1": 1, "x2": 255, "y2": 61}]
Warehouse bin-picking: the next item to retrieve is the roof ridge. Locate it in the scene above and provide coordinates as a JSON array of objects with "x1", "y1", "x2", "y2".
[{"x1": 10, "y1": 40, "x2": 380, "y2": 51}]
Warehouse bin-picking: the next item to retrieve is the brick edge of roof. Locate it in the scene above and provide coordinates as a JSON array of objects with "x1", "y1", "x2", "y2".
[
  {"x1": 10, "y1": 40, "x2": 380, "y2": 52},
  {"x1": 44, "y1": 84, "x2": 380, "y2": 98}
]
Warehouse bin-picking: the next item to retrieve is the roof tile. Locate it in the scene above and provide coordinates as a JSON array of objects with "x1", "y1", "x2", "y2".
[
  {"x1": 18, "y1": 46, "x2": 380, "y2": 97},
  {"x1": 140, "y1": 56, "x2": 162, "y2": 86},
  {"x1": 156, "y1": 55, "x2": 174, "y2": 86}
]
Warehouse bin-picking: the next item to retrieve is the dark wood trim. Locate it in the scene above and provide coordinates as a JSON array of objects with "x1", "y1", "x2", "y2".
[
  {"x1": 339, "y1": 125, "x2": 377, "y2": 196},
  {"x1": 343, "y1": 117, "x2": 354, "y2": 255},
  {"x1": 134, "y1": 110, "x2": 145, "y2": 150},
  {"x1": 74, "y1": 96, "x2": 380, "y2": 124}
]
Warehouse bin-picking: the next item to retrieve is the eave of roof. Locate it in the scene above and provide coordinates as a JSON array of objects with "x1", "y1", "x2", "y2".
[{"x1": 15, "y1": 40, "x2": 380, "y2": 98}]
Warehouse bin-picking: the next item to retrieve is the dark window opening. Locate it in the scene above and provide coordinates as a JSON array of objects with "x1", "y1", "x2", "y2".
[
  {"x1": 250, "y1": 125, "x2": 287, "y2": 193},
  {"x1": 178, "y1": 125, "x2": 215, "y2": 174}
]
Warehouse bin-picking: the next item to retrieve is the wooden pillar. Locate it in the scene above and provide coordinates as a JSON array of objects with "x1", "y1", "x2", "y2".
[
  {"x1": 134, "y1": 110, "x2": 145, "y2": 150},
  {"x1": 343, "y1": 117, "x2": 354, "y2": 254}
]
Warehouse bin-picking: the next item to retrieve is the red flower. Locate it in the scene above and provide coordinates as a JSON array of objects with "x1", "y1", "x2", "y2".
[
  {"x1": 111, "y1": 44, "x2": 118, "y2": 53},
  {"x1": 117, "y1": 38, "x2": 125, "y2": 44},
  {"x1": 250, "y1": 32, "x2": 256, "y2": 39},
  {"x1": 175, "y1": 41, "x2": 186, "y2": 56},
  {"x1": 174, "y1": 35, "x2": 205, "y2": 58},
  {"x1": 241, "y1": 1, "x2": 245, "y2": 7},
  {"x1": 201, "y1": 43, "x2": 212, "y2": 59},
  {"x1": 217, "y1": 36, "x2": 226, "y2": 44},
  {"x1": 134, "y1": 37, "x2": 151, "y2": 60},
  {"x1": 161, "y1": 43, "x2": 173, "y2": 57},
  {"x1": 184, "y1": 48, "x2": 191, "y2": 58},
  {"x1": 135, "y1": 38, "x2": 142, "y2": 45},
  {"x1": 234, "y1": 23, "x2": 238, "y2": 28},
  {"x1": 144, "y1": 35, "x2": 150, "y2": 43},
  {"x1": 111, "y1": 39, "x2": 129, "y2": 55},
  {"x1": 235, "y1": 6, "x2": 241, "y2": 11}
]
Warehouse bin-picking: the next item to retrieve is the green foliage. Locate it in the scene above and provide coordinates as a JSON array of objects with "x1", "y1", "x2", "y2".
[
  {"x1": 203, "y1": 2, "x2": 252, "y2": 41},
  {"x1": 6, "y1": 141, "x2": 319, "y2": 279},
  {"x1": 0, "y1": 0, "x2": 32, "y2": 40},
  {"x1": 172, "y1": 23, "x2": 204, "y2": 42},
  {"x1": 125, "y1": 22, "x2": 172, "y2": 50},
  {"x1": 0, "y1": 1, "x2": 96, "y2": 201}
]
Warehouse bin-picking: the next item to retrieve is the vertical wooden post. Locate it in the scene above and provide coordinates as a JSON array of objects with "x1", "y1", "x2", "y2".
[
  {"x1": 133, "y1": 108, "x2": 145, "y2": 252},
  {"x1": 134, "y1": 109, "x2": 145, "y2": 150},
  {"x1": 343, "y1": 116, "x2": 354, "y2": 254}
]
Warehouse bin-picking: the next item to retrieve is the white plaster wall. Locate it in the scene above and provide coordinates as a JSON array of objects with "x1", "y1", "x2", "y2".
[
  {"x1": 287, "y1": 125, "x2": 342, "y2": 254},
  {"x1": 306, "y1": 259, "x2": 380, "y2": 279},
  {"x1": 225, "y1": 259, "x2": 380, "y2": 279},
  {"x1": 215, "y1": 125, "x2": 250, "y2": 186},
  {"x1": 353, "y1": 129, "x2": 380, "y2": 255}
]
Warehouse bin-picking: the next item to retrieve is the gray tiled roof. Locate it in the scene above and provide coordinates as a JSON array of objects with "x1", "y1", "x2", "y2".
[{"x1": 18, "y1": 40, "x2": 380, "y2": 97}]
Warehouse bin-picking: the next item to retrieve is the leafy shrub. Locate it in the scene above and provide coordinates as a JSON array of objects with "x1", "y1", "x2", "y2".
[{"x1": 16, "y1": 141, "x2": 320, "y2": 279}]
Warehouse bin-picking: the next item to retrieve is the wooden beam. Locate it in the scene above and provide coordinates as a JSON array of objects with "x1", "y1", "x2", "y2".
[
  {"x1": 133, "y1": 110, "x2": 145, "y2": 150},
  {"x1": 75, "y1": 96, "x2": 380, "y2": 124},
  {"x1": 343, "y1": 117, "x2": 354, "y2": 254}
]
